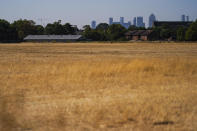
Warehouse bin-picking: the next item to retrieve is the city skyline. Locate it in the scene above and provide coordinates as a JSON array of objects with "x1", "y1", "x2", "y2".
[
  {"x1": 108, "y1": 17, "x2": 131, "y2": 29},
  {"x1": 91, "y1": 13, "x2": 192, "y2": 29},
  {"x1": 0, "y1": 0, "x2": 197, "y2": 28}
]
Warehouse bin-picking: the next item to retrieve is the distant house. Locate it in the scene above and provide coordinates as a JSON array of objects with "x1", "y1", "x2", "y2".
[
  {"x1": 125, "y1": 30, "x2": 153, "y2": 41},
  {"x1": 24, "y1": 35, "x2": 83, "y2": 42}
]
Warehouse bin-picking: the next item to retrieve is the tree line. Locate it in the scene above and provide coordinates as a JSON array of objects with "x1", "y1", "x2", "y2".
[
  {"x1": 150, "y1": 21, "x2": 197, "y2": 41},
  {"x1": 83, "y1": 21, "x2": 197, "y2": 41},
  {"x1": 0, "y1": 19, "x2": 78, "y2": 42},
  {"x1": 82, "y1": 24, "x2": 146, "y2": 41},
  {"x1": 0, "y1": 19, "x2": 197, "y2": 42}
]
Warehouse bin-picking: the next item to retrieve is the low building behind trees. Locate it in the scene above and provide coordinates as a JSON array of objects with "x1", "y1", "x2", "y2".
[
  {"x1": 24, "y1": 35, "x2": 83, "y2": 42},
  {"x1": 125, "y1": 30, "x2": 153, "y2": 41}
]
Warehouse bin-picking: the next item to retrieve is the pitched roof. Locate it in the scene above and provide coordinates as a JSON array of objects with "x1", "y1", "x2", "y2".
[
  {"x1": 24, "y1": 35, "x2": 82, "y2": 40},
  {"x1": 140, "y1": 30, "x2": 153, "y2": 36},
  {"x1": 125, "y1": 30, "x2": 152, "y2": 36}
]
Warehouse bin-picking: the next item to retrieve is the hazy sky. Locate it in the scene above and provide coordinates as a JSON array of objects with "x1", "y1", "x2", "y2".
[{"x1": 0, "y1": 0, "x2": 197, "y2": 28}]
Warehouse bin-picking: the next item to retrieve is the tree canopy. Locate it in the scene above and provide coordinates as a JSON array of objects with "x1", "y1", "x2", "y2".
[
  {"x1": 0, "y1": 18, "x2": 197, "y2": 42},
  {"x1": 185, "y1": 20, "x2": 197, "y2": 41}
]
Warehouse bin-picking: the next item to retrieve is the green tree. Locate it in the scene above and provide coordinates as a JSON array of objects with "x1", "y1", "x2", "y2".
[
  {"x1": 96, "y1": 23, "x2": 109, "y2": 31},
  {"x1": 185, "y1": 20, "x2": 197, "y2": 41},
  {"x1": 160, "y1": 29, "x2": 171, "y2": 40},
  {"x1": 128, "y1": 25, "x2": 146, "y2": 31},
  {"x1": 45, "y1": 23, "x2": 55, "y2": 34},
  {"x1": 177, "y1": 26, "x2": 186, "y2": 41},
  {"x1": 149, "y1": 27, "x2": 161, "y2": 40},
  {"x1": 0, "y1": 19, "x2": 10, "y2": 41},
  {"x1": 82, "y1": 25, "x2": 102, "y2": 41},
  {"x1": 63, "y1": 23, "x2": 76, "y2": 34},
  {"x1": 82, "y1": 25, "x2": 92, "y2": 39},
  {"x1": 0, "y1": 19, "x2": 18, "y2": 41},
  {"x1": 45, "y1": 20, "x2": 65, "y2": 35},
  {"x1": 12, "y1": 19, "x2": 37, "y2": 40},
  {"x1": 96, "y1": 23, "x2": 109, "y2": 41},
  {"x1": 107, "y1": 24, "x2": 127, "y2": 40},
  {"x1": 35, "y1": 25, "x2": 44, "y2": 35},
  {"x1": 45, "y1": 21, "x2": 77, "y2": 35}
]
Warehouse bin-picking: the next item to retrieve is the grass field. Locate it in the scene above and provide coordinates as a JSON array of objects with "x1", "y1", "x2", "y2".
[{"x1": 0, "y1": 42, "x2": 197, "y2": 131}]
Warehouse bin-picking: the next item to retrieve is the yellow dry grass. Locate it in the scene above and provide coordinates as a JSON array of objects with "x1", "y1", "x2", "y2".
[{"x1": 0, "y1": 42, "x2": 197, "y2": 131}]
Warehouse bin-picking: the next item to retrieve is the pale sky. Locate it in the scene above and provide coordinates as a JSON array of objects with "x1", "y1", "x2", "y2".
[{"x1": 0, "y1": 0, "x2": 197, "y2": 28}]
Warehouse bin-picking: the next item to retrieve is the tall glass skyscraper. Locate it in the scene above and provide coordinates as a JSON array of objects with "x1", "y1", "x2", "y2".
[
  {"x1": 186, "y1": 16, "x2": 189, "y2": 21},
  {"x1": 182, "y1": 15, "x2": 186, "y2": 22},
  {"x1": 133, "y1": 17, "x2": 137, "y2": 27},
  {"x1": 91, "y1": 20, "x2": 96, "y2": 29},
  {"x1": 109, "y1": 17, "x2": 113, "y2": 25},
  {"x1": 149, "y1": 14, "x2": 156, "y2": 28},
  {"x1": 120, "y1": 17, "x2": 124, "y2": 24},
  {"x1": 137, "y1": 17, "x2": 145, "y2": 27}
]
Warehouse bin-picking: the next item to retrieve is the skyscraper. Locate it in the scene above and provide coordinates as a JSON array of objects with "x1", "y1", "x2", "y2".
[
  {"x1": 182, "y1": 15, "x2": 185, "y2": 22},
  {"x1": 137, "y1": 17, "x2": 145, "y2": 27},
  {"x1": 133, "y1": 17, "x2": 137, "y2": 27},
  {"x1": 149, "y1": 14, "x2": 156, "y2": 28},
  {"x1": 120, "y1": 17, "x2": 124, "y2": 25},
  {"x1": 91, "y1": 20, "x2": 96, "y2": 29},
  {"x1": 186, "y1": 16, "x2": 189, "y2": 22},
  {"x1": 108, "y1": 17, "x2": 131, "y2": 29},
  {"x1": 109, "y1": 17, "x2": 113, "y2": 25}
]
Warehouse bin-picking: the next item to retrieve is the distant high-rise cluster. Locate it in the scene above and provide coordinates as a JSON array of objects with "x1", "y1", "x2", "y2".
[
  {"x1": 133, "y1": 16, "x2": 145, "y2": 27},
  {"x1": 136, "y1": 17, "x2": 145, "y2": 27},
  {"x1": 181, "y1": 15, "x2": 189, "y2": 22},
  {"x1": 109, "y1": 17, "x2": 131, "y2": 29},
  {"x1": 108, "y1": 16, "x2": 146, "y2": 28},
  {"x1": 91, "y1": 20, "x2": 96, "y2": 29},
  {"x1": 149, "y1": 14, "x2": 156, "y2": 28},
  {"x1": 91, "y1": 13, "x2": 193, "y2": 29}
]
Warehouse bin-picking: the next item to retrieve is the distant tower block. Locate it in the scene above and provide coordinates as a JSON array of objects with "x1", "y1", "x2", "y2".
[
  {"x1": 186, "y1": 16, "x2": 189, "y2": 21},
  {"x1": 149, "y1": 14, "x2": 156, "y2": 28},
  {"x1": 91, "y1": 20, "x2": 96, "y2": 29},
  {"x1": 137, "y1": 16, "x2": 145, "y2": 27},
  {"x1": 182, "y1": 15, "x2": 186, "y2": 22},
  {"x1": 120, "y1": 17, "x2": 124, "y2": 24},
  {"x1": 133, "y1": 17, "x2": 137, "y2": 26},
  {"x1": 109, "y1": 17, "x2": 113, "y2": 25}
]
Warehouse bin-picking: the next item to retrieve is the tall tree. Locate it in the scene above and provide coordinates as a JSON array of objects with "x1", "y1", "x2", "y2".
[
  {"x1": 177, "y1": 26, "x2": 186, "y2": 41},
  {"x1": 107, "y1": 24, "x2": 127, "y2": 40},
  {"x1": 45, "y1": 21, "x2": 77, "y2": 35},
  {"x1": 12, "y1": 19, "x2": 37, "y2": 40},
  {"x1": 45, "y1": 20, "x2": 64, "y2": 35},
  {"x1": 0, "y1": 19, "x2": 10, "y2": 41},
  {"x1": 96, "y1": 23, "x2": 109, "y2": 31},
  {"x1": 0, "y1": 19, "x2": 18, "y2": 41},
  {"x1": 82, "y1": 25, "x2": 92, "y2": 39},
  {"x1": 128, "y1": 25, "x2": 146, "y2": 31},
  {"x1": 96, "y1": 23, "x2": 109, "y2": 41},
  {"x1": 35, "y1": 25, "x2": 44, "y2": 35},
  {"x1": 64, "y1": 23, "x2": 75, "y2": 34},
  {"x1": 185, "y1": 20, "x2": 197, "y2": 41}
]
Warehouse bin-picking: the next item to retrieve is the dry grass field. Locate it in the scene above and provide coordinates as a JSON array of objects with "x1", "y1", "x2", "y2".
[{"x1": 0, "y1": 42, "x2": 197, "y2": 131}]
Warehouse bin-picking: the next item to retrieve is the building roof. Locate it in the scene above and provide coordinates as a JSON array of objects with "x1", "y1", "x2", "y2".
[
  {"x1": 24, "y1": 35, "x2": 82, "y2": 40},
  {"x1": 125, "y1": 30, "x2": 153, "y2": 36},
  {"x1": 153, "y1": 21, "x2": 192, "y2": 27}
]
